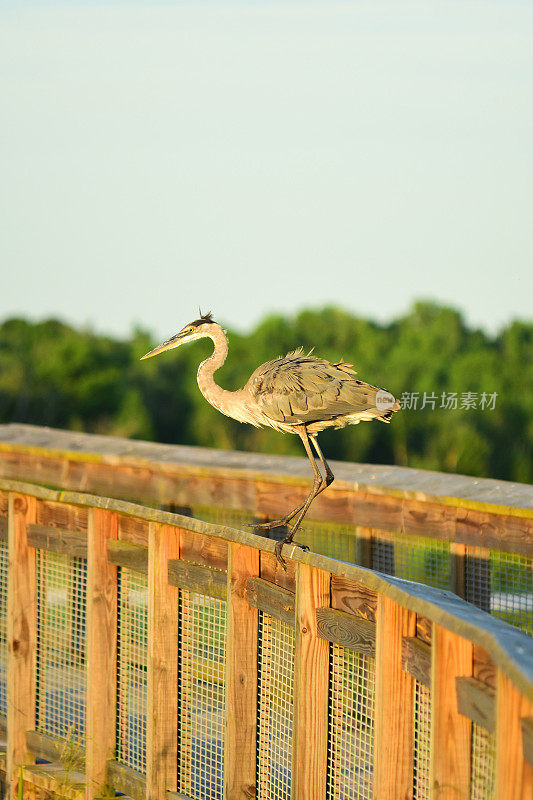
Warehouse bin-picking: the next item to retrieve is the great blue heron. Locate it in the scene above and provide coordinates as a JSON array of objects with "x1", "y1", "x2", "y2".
[{"x1": 141, "y1": 311, "x2": 400, "y2": 563}]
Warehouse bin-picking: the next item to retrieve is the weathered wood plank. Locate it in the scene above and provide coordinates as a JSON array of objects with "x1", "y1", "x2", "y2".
[
  {"x1": 167, "y1": 558, "x2": 227, "y2": 599},
  {"x1": 225, "y1": 543, "x2": 260, "y2": 800},
  {"x1": 416, "y1": 615, "x2": 432, "y2": 645},
  {"x1": 36, "y1": 500, "x2": 88, "y2": 532},
  {"x1": 117, "y1": 515, "x2": 149, "y2": 546},
  {"x1": 457, "y1": 508, "x2": 533, "y2": 555},
  {"x1": 1, "y1": 423, "x2": 532, "y2": 517},
  {"x1": 147, "y1": 523, "x2": 179, "y2": 800},
  {"x1": 330, "y1": 575, "x2": 377, "y2": 622},
  {"x1": 26, "y1": 524, "x2": 87, "y2": 557},
  {"x1": 522, "y1": 717, "x2": 533, "y2": 770},
  {"x1": 246, "y1": 577, "x2": 295, "y2": 626},
  {"x1": 179, "y1": 528, "x2": 228, "y2": 571},
  {"x1": 107, "y1": 539, "x2": 148, "y2": 573},
  {"x1": 21, "y1": 763, "x2": 86, "y2": 799},
  {"x1": 7, "y1": 493, "x2": 37, "y2": 800},
  {"x1": 374, "y1": 597, "x2": 417, "y2": 800},
  {"x1": 402, "y1": 498, "x2": 457, "y2": 540},
  {"x1": 0, "y1": 516, "x2": 7, "y2": 541},
  {"x1": 316, "y1": 607, "x2": 376, "y2": 656},
  {"x1": 292, "y1": 564, "x2": 330, "y2": 800},
  {"x1": 456, "y1": 676, "x2": 496, "y2": 732},
  {"x1": 106, "y1": 760, "x2": 145, "y2": 800},
  {"x1": 259, "y1": 549, "x2": 297, "y2": 592},
  {"x1": 430, "y1": 626, "x2": 472, "y2": 800},
  {"x1": 401, "y1": 636, "x2": 431, "y2": 688},
  {"x1": 26, "y1": 730, "x2": 86, "y2": 768},
  {"x1": 86, "y1": 509, "x2": 118, "y2": 800},
  {"x1": 495, "y1": 672, "x2": 533, "y2": 799},
  {"x1": 0, "y1": 489, "x2": 8, "y2": 516},
  {"x1": 473, "y1": 644, "x2": 497, "y2": 690}
]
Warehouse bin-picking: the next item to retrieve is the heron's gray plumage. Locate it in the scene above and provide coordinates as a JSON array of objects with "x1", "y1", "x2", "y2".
[
  {"x1": 247, "y1": 347, "x2": 395, "y2": 433},
  {"x1": 141, "y1": 314, "x2": 400, "y2": 564}
]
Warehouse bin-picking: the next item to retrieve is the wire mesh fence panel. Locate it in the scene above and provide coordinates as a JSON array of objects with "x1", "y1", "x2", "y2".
[
  {"x1": 327, "y1": 645, "x2": 375, "y2": 800},
  {"x1": 412, "y1": 679, "x2": 431, "y2": 800},
  {"x1": 178, "y1": 589, "x2": 226, "y2": 800},
  {"x1": 371, "y1": 531, "x2": 451, "y2": 591},
  {"x1": 257, "y1": 613, "x2": 295, "y2": 800},
  {"x1": 116, "y1": 567, "x2": 148, "y2": 774},
  {"x1": 465, "y1": 548, "x2": 533, "y2": 634},
  {"x1": 293, "y1": 520, "x2": 359, "y2": 564},
  {"x1": 35, "y1": 551, "x2": 87, "y2": 742},
  {"x1": 470, "y1": 723, "x2": 495, "y2": 800},
  {"x1": 394, "y1": 534, "x2": 451, "y2": 590},
  {"x1": 192, "y1": 506, "x2": 255, "y2": 530},
  {"x1": 488, "y1": 551, "x2": 532, "y2": 635},
  {"x1": 371, "y1": 531, "x2": 395, "y2": 576},
  {"x1": 0, "y1": 540, "x2": 8, "y2": 716}
]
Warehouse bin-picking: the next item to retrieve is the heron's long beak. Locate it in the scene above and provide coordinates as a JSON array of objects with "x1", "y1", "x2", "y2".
[{"x1": 140, "y1": 333, "x2": 183, "y2": 360}]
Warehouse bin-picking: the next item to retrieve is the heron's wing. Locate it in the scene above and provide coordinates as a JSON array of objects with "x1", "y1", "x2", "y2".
[{"x1": 248, "y1": 349, "x2": 391, "y2": 425}]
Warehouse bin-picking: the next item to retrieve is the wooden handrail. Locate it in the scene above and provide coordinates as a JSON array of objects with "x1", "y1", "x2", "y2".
[{"x1": 0, "y1": 475, "x2": 532, "y2": 701}]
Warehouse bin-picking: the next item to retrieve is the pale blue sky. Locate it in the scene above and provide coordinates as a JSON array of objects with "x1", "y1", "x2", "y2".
[{"x1": 1, "y1": 1, "x2": 532, "y2": 338}]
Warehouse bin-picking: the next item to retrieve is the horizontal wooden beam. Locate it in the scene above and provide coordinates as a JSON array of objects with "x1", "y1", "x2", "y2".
[
  {"x1": 167, "y1": 558, "x2": 227, "y2": 599},
  {"x1": 521, "y1": 716, "x2": 533, "y2": 768},
  {"x1": 246, "y1": 576, "x2": 295, "y2": 626},
  {"x1": 26, "y1": 729, "x2": 86, "y2": 767},
  {"x1": 316, "y1": 607, "x2": 376, "y2": 656},
  {"x1": 27, "y1": 524, "x2": 88, "y2": 557},
  {"x1": 2, "y1": 423, "x2": 532, "y2": 517},
  {"x1": 456, "y1": 676, "x2": 496, "y2": 733},
  {"x1": 106, "y1": 759, "x2": 146, "y2": 800},
  {"x1": 402, "y1": 636, "x2": 431, "y2": 688},
  {"x1": 107, "y1": 539, "x2": 148, "y2": 573},
  {"x1": 22, "y1": 763, "x2": 86, "y2": 799}
]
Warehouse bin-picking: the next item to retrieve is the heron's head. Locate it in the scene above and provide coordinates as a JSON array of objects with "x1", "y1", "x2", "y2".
[{"x1": 140, "y1": 311, "x2": 217, "y2": 360}]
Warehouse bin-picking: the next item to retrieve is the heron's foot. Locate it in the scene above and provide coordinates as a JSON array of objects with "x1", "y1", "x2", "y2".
[{"x1": 274, "y1": 538, "x2": 310, "y2": 569}]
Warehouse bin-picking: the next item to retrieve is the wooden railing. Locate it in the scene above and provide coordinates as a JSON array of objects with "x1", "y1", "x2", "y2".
[
  {"x1": 0, "y1": 424, "x2": 531, "y2": 633},
  {"x1": 0, "y1": 438, "x2": 531, "y2": 797}
]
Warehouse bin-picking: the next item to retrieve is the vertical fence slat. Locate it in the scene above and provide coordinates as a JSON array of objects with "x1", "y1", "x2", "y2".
[
  {"x1": 6, "y1": 493, "x2": 36, "y2": 800},
  {"x1": 430, "y1": 625, "x2": 472, "y2": 799},
  {"x1": 86, "y1": 508, "x2": 118, "y2": 799},
  {"x1": 292, "y1": 563, "x2": 330, "y2": 800},
  {"x1": 495, "y1": 670, "x2": 533, "y2": 800},
  {"x1": 225, "y1": 542, "x2": 260, "y2": 800},
  {"x1": 147, "y1": 522, "x2": 179, "y2": 800},
  {"x1": 374, "y1": 595, "x2": 416, "y2": 799}
]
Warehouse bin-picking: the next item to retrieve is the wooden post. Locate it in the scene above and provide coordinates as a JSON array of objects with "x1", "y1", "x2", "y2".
[
  {"x1": 225, "y1": 542, "x2": 260, "y2": 800},
  {"x1": 374, "y1": 595, "x2": 417, "y2": 799},
  {"x1": 146, "y1": 523, "x2": 179, "y2": 800},
  {"x1": 430, "y1": 625, "x2": 472, "y2": 799},
  {"x1": 86, "y1": 508, "x2": 118, "y2": 799},
  {"x1": 292, "y1": 563, "x2": 330, "y2": 800},
  {"x1": 449, "y1": 542, "x2": 465, "y2": 598},
  {"x1": 495, "y1": 670, "x2": 533, "y2": 800},
  {"x1": 7, "y1": 492, "x2": 37, "y2": 800}
]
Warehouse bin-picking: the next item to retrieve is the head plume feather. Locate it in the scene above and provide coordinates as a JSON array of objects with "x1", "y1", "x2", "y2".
[{"x1": 190, "y1": 308, "x2": 215, "y2": 327}]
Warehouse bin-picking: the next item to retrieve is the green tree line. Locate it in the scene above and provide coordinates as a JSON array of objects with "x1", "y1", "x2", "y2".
[{"x1": 0, "y1": 301, "x2": 531, "y2": 483}]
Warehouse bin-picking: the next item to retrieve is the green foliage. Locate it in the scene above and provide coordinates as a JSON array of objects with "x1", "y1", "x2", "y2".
[{"x1": 0, "y1": 302, "x2": 531, "y2": 483}]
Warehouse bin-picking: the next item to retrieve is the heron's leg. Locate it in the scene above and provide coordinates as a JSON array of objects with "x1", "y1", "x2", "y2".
[
  {"x1": 253, "y1": 436, "x2": 333, "y2": 531},
  {"x1": 274, "y1": 427, "x2": 323, "y2": 564},
  {"x1": 310, "y1": 435, "x2": 335, "y2": 488}
]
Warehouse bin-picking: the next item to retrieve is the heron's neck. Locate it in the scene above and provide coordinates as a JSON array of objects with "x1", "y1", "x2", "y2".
[{"x1": 197, "y1": 325, "x2": 237, "y2": 417}]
